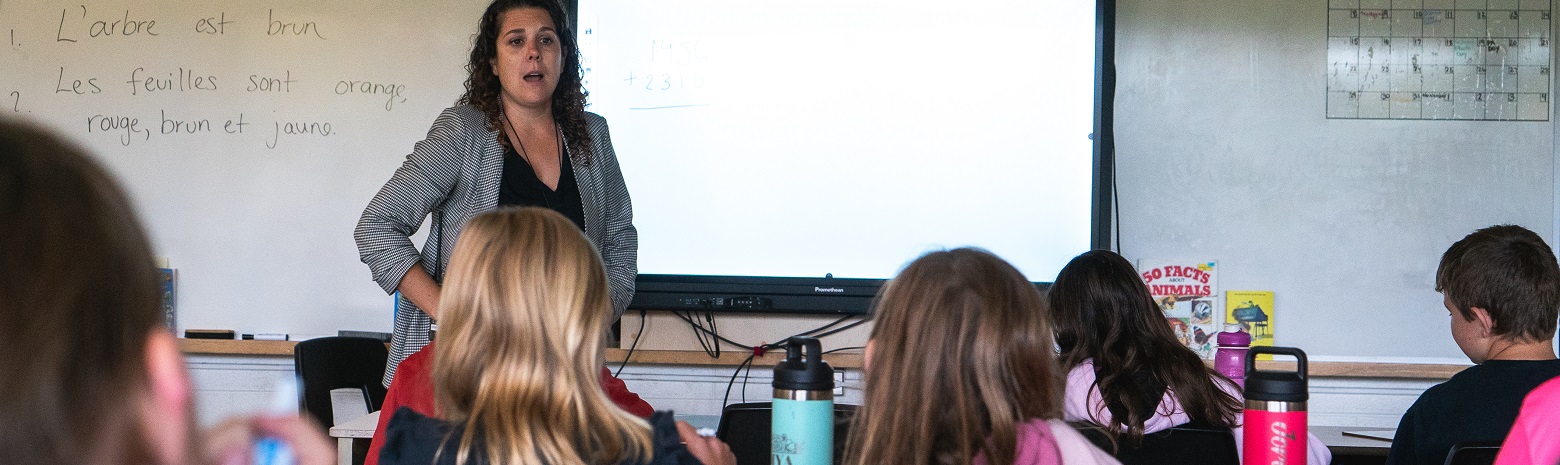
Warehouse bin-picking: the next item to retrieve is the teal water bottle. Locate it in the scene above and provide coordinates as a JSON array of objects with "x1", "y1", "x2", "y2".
[{"x1": 772, "y1": 337, "x2": 834, "y2": 465}]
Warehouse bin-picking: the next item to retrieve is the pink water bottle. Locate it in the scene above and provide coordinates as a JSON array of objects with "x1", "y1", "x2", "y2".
[
  {"x1": 1214, "y1": 327, "x2": 1251, "y2": 388},
  {"x1": 1243, "y1": 346, "x2": 1308, "y2": 465}
]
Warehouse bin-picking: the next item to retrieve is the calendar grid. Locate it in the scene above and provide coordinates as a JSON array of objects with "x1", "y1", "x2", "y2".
[{"x1": 1327, "y1": 0, "x2": 1553, "y2": 120}]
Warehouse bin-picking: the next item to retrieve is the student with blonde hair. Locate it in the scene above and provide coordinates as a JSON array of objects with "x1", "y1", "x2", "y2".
[
  {"x1": 376, "y1": 207, "x2": 732, "y2": 465},
  {"x1": 844, "y1": 248, "x2": 1117, "y2": 465},
  {"x1": 0, "y1": 119, "x2": 333, "y2": 465}
]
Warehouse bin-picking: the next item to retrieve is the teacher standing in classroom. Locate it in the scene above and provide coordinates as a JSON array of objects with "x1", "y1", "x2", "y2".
[{"x1": 355, "y1": 0, "x2": 636, "y2": 386}]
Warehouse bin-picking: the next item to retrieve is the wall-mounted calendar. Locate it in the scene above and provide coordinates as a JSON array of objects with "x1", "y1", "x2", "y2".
[{"x1": 1327, "y1": 0, "x2": 1552, "y2": 120}]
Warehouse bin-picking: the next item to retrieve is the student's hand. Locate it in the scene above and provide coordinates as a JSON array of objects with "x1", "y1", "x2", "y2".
[
  {"x1": 200, "y1": 414, "x2": 335, "y2": 465},
  {"x1": 676, "y1": 420, "x2": 736, "y2": 465}
]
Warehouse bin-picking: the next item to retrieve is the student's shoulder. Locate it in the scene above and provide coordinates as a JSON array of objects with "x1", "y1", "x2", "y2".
[
  {"x1": 379, "y1": 407, "x2": 457, "y2": 465},
  {"x1": 642, "y1": 411, "x2": 702, "y2": 465}
]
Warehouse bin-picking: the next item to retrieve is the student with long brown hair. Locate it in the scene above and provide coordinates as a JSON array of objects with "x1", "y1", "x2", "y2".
[
  {"x1": 1048, "y1": 250, "x2": 1328, "y2": 464},
  {"x1": 375, "y1": 207, "x2": 732, "y2": 465},
  {"x1": 0, "y1": 119, "x2": 334, "y2": 465},
  {"x1": 844, "y1": 248, "x2": 1117, "y2": 465}
]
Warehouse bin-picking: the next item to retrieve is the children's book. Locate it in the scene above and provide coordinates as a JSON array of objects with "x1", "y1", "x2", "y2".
[
  {"x1": 1139, "y1": 259, "x2": 1219, "y2": 359},
  {"x1": 1226, "y1": 290, "x2": 1275, "y2": 359},
  {"x1": 159, "y1": 268, "x2": 177, "y2": 331}
]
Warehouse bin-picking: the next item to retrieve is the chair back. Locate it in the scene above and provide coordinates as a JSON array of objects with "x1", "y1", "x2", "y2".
[
  {"x1": 1070, "y1": 421, "x2": 1239, "y2": 465},
  {"x1": 293, "y1": 336, "x2": 389, "y2": 427},
  {"x1": 715, "y1": 402, "x2": 857, "y2": 465},
  {"x1": 1443, "y1": 440, "x2": 1501, "y2": 465}
]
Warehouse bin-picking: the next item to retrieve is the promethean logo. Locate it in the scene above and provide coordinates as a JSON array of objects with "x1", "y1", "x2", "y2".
[{"x1": 814, "y1": 287, "x2": 845, "y2": 293}]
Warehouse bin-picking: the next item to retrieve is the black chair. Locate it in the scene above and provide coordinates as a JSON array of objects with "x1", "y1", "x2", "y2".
[
  {"x1": 293, "y1": 336, "x2": 389, "y2": 428},
  {"x1": 715, "y1": 402, "x2": 858, "y2": 465},
  {"x1": 1070, "y1": 421, "x2": 1240, "y2": 465},
  {"x1": 1443, "y1": 440, "x2": 1501, "y2": 465}
]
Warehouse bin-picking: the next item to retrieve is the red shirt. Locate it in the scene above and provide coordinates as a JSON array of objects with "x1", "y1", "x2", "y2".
[{"x1": 363, "y1": 343, "x2": 654, "y2": 465}]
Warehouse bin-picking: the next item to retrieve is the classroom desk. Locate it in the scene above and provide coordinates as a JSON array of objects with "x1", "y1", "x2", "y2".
[
  {"x1": 178, "y1": 339, "x2": 1468, "y2": 378},
  {"x1": 329, "y1": 410, "x2": 379, "y2": 465},
  {"x1": 326, "y1": 411, "x2": 721, "y2": 465},
  {"x1": 323, "y1": 399, "x2": 1397, "y2": 465},
  {"x1": 1313, "y1": 425, "x2": 1394, "y2": 465},
  {"x1": 1312, "y1": 425, "x2": 1394, "y2": 457}
]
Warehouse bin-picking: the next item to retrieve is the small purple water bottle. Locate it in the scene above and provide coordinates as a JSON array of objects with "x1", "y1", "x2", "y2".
[{"x1": 1214, "y1": 327, "x2": 1252, "y2": 388}]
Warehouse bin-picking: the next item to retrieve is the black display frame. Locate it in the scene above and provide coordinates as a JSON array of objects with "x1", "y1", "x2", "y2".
[{"x1": 564, "y1": 0, "x2": 1117, "y2": 315}]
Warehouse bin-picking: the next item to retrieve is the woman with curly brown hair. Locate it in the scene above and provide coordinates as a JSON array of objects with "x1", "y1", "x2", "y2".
[{"x1": 354, "y1": 0, "x2": 639, "y2": 394}]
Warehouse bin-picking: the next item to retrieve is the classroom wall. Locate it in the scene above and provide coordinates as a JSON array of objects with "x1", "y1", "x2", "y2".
[
  {"x1": 0, "y1": 0, "x2": 490, "y2": 337},
  {"x1": 1114, "y1": 0, "x2": 1556, "y2": 363},
  {"x1": 5, "y1": 0, "x2": 1552, "y2": 362}
]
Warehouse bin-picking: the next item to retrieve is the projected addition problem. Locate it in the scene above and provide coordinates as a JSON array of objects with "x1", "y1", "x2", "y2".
[{"x1": 623, "y1": 39, "x2": 711, "y2": 110}]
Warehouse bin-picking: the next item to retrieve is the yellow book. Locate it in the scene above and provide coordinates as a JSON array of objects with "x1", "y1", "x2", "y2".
[{"x1": 1225, "y1": 290, "x2": 1274, "y2": 359}]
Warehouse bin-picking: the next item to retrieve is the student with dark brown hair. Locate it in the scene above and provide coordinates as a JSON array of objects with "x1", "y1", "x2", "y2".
[
  {"x1": 844, "y1": 248, "x2": 1117, "y2": 465},
  {"x1": 0, "y1": 118, "x2": 333, "y2": 465},
  {"x1": 1388, "y1": 225, "x2": 1560, "y2": 465},
  {"x1": 1048, "y1": 250, "x2": 1329, "y2": 464}
]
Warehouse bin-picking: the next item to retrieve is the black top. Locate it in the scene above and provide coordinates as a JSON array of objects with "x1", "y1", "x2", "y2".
[
  {"x1": 498, "y1": 143, "x2": 586, "y2": 232},
  {"x1": 378, "y1": 407, "x2": 704, "y2": 465},
  {"x1": 1386, "y1": 359, "x2": 1560, "y2": 465}
]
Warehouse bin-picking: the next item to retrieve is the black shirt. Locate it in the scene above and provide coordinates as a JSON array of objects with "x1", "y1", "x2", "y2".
[
  {"x1": 497, "y1": 143, "x2": 586, "y2": 232},
  {"x1": 1386, "y1": 358, "x2": 1560, "y2": 465},
  {"x1": 377, "y1": 407, "x2": 704, "y2": 465}
]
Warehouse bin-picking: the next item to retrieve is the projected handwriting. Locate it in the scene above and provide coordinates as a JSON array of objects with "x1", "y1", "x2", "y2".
[
  {"x1": 333, "y1": 79, "x2": 406, "y2": 111},
  {"x1": 57, "y1": 6, "x2": 161, "y2": 42},
  {"x1": 624, "y1": 71, "x2": 703, "y2": 91},
  {"x1": 9, "y1": 91, "x2": 19, "y2": 112},
  {"x1": 268, "y1": 9, "x2": 326, "y2": 40},
  {"x1": 649, "y1": 39, "x2": 705, "y2": 66},
  {"x1": 54, "y1": 67, "x2": 103, "y2": 94},
  {"x1": 247, "y1": 71, "x2": 297, "y2": 93},
  {"x1": 125, "y1": 67, "x2": 219, "y2": 95},
  {"x1": 624, "y1": 38, "x2": 712, "y2": 109},
  {"x1": 79, "y1": 111, "x2": 340, "y2": 148},
  {"x1": 87, "y1": 111, "x2": 248, "y2": 146},
  {"x1": 266, "y1": 120, "x2": 334, "y2": 149},
  {"x1": 195, "y1": 12, "x2": 232, "y2": 35},
  {"x1": 87, "y1": 114, "x2": 150, "y2": 146}
]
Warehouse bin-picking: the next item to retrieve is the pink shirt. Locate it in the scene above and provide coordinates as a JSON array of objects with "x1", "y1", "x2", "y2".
[
  {"x1": 1063, "y1": 360, "x2": 1332, "y2": 465},
  {"x1": 1494, "y1": 376, "x2": 1560, "y2": 465},
  {"x1": 973, "y1": 419, "x2": 1122, "y2": 465}
]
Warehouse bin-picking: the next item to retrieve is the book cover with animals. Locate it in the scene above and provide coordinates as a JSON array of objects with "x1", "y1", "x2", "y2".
[
  {"x1": 159, "y1": 268, "x2": 177, "y2": 331},
  {"x1": 1226, "y1": 290, "x2": 1274, "y2": 359},
  {"x1": 1138, "y1": 259, "x2": 1219, "y2": 359}
]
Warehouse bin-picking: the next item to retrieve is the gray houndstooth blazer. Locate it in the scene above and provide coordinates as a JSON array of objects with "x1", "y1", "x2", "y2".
[{"x1": 354, "y1": 104, "x2": 637, "y2": 386}]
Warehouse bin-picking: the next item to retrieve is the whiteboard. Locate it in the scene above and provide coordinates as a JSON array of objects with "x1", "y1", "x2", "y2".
[
  {"x1": 1115, "y1": 0, "x2": 1556, "y2": 363},
  {"x1": 0, "y1": 0, "x2": 490, "y2": 336},
  {"x1": 576, "y1": 0, "x2": 1097, "y2": 282}
]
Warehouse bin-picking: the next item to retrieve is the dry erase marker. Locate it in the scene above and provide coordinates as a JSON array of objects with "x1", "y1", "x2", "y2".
[{"x1": 254, "y1": 378, "x2": 298, "y2": 465}]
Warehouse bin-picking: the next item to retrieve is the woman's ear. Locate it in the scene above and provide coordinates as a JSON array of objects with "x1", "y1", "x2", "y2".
[{"x1": 141, "y1": 330, "x2": 193, "y2": 465}]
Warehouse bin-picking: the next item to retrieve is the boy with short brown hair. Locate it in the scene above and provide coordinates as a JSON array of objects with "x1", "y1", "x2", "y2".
[{"x1": 1387, "y1": 225, "x2": 1560, "y2": 465}]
